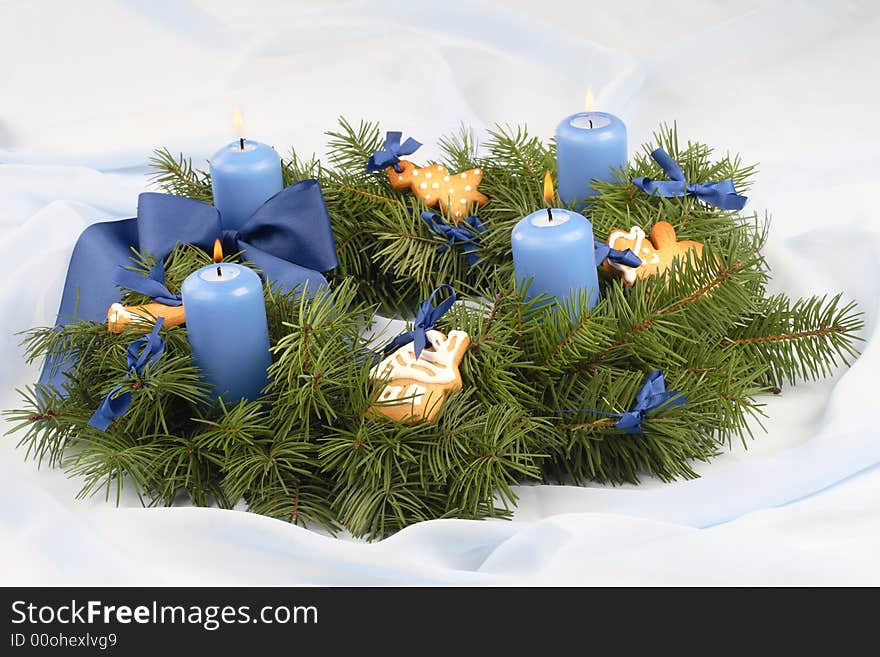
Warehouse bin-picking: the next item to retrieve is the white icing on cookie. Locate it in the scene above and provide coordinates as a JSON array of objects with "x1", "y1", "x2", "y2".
[
  {"x1": 379, "y1": 385, "x2": 404, "y2": 401},
  {"x1": 370, "y1": 330, "x2": 469, "y2": 386}
]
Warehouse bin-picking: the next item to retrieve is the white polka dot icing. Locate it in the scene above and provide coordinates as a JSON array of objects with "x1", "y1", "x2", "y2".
[{"x1": 386, "y1": 160, "x2": 489, "y2": 223}]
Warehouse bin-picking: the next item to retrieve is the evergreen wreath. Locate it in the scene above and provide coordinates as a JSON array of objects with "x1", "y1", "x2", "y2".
[{"x1": 5, "y1": 121, "x2": 863, "y2": 540}]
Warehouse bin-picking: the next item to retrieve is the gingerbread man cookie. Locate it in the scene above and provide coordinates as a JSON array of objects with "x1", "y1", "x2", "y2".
[
  {"x1": 368, "y1": 329, "x2": 470, "y2": 424},
  {"x1": 388, "y1": 160, "x2": 489, "y2": 222},
  {"x1": 605, "y1": 221, "x2": 704, "y2": 285}
]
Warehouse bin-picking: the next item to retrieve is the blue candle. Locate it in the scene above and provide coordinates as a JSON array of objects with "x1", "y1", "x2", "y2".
[
  {"x1": 181, "y1": 260, "x2": 271, "y2": 403},
  {"x1": 511, "y1": 207, "x2": 600, "y2": 312},
  {"x1": 556, "y1": 111, "x2": 627, "y2": 208},
  {"x1": 210, "y1": 138, "x2": 283, "y2": 231}
]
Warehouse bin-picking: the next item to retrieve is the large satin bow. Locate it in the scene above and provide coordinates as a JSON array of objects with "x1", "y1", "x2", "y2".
[
  {"x1": 41, "y1": 179, "x2": 338, "y2": 389},
  {"x1": 420, "y1": 211, "x2": 486, "y2": 266},
  {"x1": 631, "y1": 149, "x2": 748, "y2": 211},
  {"x1": 382, "y1": 285, "x2": 457, "y2": 360},
  {"x1": 366, "y1": 131, "x2": 422, "y2": 173},
  {"x1": 88, "y1": 318, "x2": 166, "y2": 431},
  {"x1": 593, "y1": 237, "x2": 642, "y2": 269}
]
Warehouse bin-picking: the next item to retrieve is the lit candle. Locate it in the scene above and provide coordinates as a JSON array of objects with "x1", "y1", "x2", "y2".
[
  {"x1": 181, "y1": 240, "x2": 272, "y2": 403},
  {"x1": 556, "y1": 88, "x2": 627, "y2": 208},
  {"x1": 511, "y1": 172, "x2": 600, "y2": 313},
  {"x1": 209, "y1": 107, "x2": 284, "y2": 231}
]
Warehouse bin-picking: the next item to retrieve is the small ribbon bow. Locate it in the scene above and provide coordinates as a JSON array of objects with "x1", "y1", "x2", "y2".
[
  {"x1": 382, "y1": 285, "x2": 457, "y2": 360},
  {"x1": 615, "y1": 370, "x2": 685, "y2": 434},
  {"x1": 88, "y1": 318, "x2": 166, "y2": 431},
  {"x1": 594, "y1": 237, "x2": 642, "y2": 269},
  {"x1": 113, "y1": 262, "x2": 182, "y2": 306},
  {"x1": 556, "y1": 370, "x2": 684, "y2": 435},
  {"x1": 421, "y1": 211, "x2": 486, "y2": 266},
  {"x1": 631, "y1": 148, "x2": 748, "y2": 211},
  {"x1": 366, "y1": 131, "x2": 422, "y2": 173}
]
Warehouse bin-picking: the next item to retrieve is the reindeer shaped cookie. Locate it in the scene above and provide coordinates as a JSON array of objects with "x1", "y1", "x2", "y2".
[
  {"x1": 369, "y1": 329, "x2": 470, "y2": 424},
  {"x1": 605, "y1": 221, "x2": 704, "y2": 285},
  {"x1": 389, "y1": 161, "x2": 489, "y2": 222}
]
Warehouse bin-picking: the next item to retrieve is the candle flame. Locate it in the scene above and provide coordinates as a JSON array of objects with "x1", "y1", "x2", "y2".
[
  {"x1": 232, "y1": 106, "x2": 244, "y2": 135},
  {"x1": 213, "y1": 239, "x2": 223, "y2": 263},
  {"x1": 585, "y1": 87, "x2": 596, "y2": 112},
  {"x1": 543, "y1": 171, "x2": 554, "y2": 205}
]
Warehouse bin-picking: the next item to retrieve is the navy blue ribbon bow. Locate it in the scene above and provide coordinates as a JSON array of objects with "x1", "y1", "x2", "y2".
[
  {"x1": 557, "y1": 370, "x2": 685, "y2": 435},
  {"x1": 631, "y1": 149, "x2": 748, "y2": 211},
  {"x1": 366, "y1": 131, "x2": 422, "y2": 173},
  {"x1": 421, "y1": 211, "x2": 486, "y2": 266},
  {"x1": 382, "y1": 285, "x2": 457, "y2": 360},
  {"x1": 615, "y1": 370, "x2": 685, "y2": 433},
  {"x1": 594, "y1": 237, "x2": 642, "y2": 269},
  {"x1": 113, "y1": 262, "x2": 182, "y2": 306},
  {"x1": 41, "y1": 179, "x2": 338, "y2": 390},
  {"x1": 88, "y1": 318, "x2": 166, "y2": 431}
]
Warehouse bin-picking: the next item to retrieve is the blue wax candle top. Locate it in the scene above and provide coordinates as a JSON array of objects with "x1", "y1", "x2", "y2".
[
  {"x1": 209, "y1": 139, "x2": 283, "y2": 232},
  {"x1": 511, "y1": 208, "x2": 600, "y2": 313},
  {"x1": 556, "y1": 111, "x2": 627, "y2": 207},
  {"x1": 181, "y1": 262, "x2": 272, "y2": 404}
]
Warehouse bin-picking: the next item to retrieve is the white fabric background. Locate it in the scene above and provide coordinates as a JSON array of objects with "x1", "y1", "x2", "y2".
[{"x1": 1, "y1": 0, "x2": 879, "y2": 585}]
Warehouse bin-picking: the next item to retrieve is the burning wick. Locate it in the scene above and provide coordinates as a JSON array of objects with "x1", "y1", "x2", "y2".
[
  {"x1": 213, "y1": 238, "x2": 223, "y2": 277},
  {"x1": 542, "y1": 170, "x2": 554, "y2": 223},
  {"x1": 589, "y1": 119, "x2": 593, "y2": 129},
  {"x1": 239, "y1": 137, "x2": 245, "y2": 150},
  {"x1": 585, "y1": 88, "x2": 595, "y2": 129},
  {"x1": 233, "y1": 107, "x2": 245, "y2": 152}
]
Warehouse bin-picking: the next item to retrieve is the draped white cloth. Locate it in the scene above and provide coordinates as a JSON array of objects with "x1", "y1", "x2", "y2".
[{"x1": 2, "y1": 0, "x2": 878, "y2": 585}]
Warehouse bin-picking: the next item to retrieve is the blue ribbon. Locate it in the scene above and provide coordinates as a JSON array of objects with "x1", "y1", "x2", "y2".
[
  {"x1": 382, "y1": 285, "x2": 457, "y2": 360},
  {"x1": 594, "y1": 237, "x2": 642, "y2": 269},
  {"x1": 557, "y1": 370, "x2": 685, "y2": 435},
  {"x1": 366, "y1": 131, "x2": 422, "y2": 173},
  {"x1": 420, "y1": 211, "x2": 486, "y2": 266},
  {"x1": 88, "y1": 318, "x2": 166, "y2": 431},
  {"x1": 631, "y1": 149, "x2": 748, "y2": 211},
  {"x1": 113, "y1": 262, "x2": 182, "y2": 306},
  {"x1": 41, "y1": 180, "x2": 338, "y2": 390}
]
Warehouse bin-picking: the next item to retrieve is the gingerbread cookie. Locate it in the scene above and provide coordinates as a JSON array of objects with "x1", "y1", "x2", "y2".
[
  {"x1": 107, "y1": 302, "x2": 185, "y2": 333},
  {"x1": 389, "y1": 160, "x2": 489, "y2": 222},
  {"x1": 368, "y1": 329, "x2": 470, "y2": 424},
  {"x1": 605, "y1": 221, "x2": 703, "y2": 285}
]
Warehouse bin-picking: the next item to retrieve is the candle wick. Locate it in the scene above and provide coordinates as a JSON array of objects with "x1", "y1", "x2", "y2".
[
  {"x1": 589, "y1": 119, "x2": 593, "y2": 129},
  {"x1": 217, "y1": 265, "x2": 222, "y2": 277},
  {"x1": 239, "y1": 137, "x2": 245, "y2": 150},
  {"x1": 546, "y1": 207, "x2": 553, "y2": 223}
]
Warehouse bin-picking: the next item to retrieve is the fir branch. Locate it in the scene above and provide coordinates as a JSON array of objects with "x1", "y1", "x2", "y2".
[
  {"x1": 722, "y1": 293, "x2": 863, "y2": 386},
  {"x1": 147, "y1": 148, "x2": 213, "y2": 202}
]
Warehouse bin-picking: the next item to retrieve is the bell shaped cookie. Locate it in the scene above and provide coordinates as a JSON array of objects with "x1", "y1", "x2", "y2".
[{"x1": 369, "y1": 329, "x2": 470, "y2": 424}]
